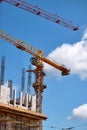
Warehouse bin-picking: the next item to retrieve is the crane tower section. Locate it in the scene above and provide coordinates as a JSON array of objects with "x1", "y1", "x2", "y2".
[{"x1": 0, "y1": 0, "x2": 78, "y2": 31}]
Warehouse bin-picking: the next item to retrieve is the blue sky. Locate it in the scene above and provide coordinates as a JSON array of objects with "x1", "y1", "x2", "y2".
[{"x1": 0, "y1": 0, "x2": 87, "y2": 129}]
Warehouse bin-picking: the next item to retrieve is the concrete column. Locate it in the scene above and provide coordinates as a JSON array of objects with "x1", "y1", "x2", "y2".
[
  {"x1": 28, "y1": 94, "x2": 31, "y2": 103},
  {"x1": 22, "y1": 95, "x2": 25, "y2": 106},
  {"x1": 25, "y1": 93, "x2": 28, "y2": 109},
  {"x1": 31, "y1": 95, "x2": 36, "y2": 111},
  {"x1": 13, "y1": 89, "x2": 16, "y2": 106},
  {"x1": 28, "y1": 94, "x2": 31, "y2": 110},
  {"x1": 8, "y1": 80, "x2": 12, "y2": 99},
  {"x1": 19, "y1": 91, "x2": 23, "y2": 107}
]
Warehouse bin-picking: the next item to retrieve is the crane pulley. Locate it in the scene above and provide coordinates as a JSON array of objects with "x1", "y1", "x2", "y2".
[
  {"x1": 0, "y1": 0, "x2": 78, "y2": 31},
  {"x1": 0, "y1": 29, "x2": 70, "y2": 113}
]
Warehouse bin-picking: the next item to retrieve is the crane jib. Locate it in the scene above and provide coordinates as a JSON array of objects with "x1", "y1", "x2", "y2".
[
  {"x1": 0, "y1": 0, "x2": 78, "y2": 31},
  {"x1": 0, "y1": 29, "x2": 70, "y2": 76}
]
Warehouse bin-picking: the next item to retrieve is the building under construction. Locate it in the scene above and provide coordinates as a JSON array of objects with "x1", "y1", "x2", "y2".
[
  {"x1": 0, "y1": 56, "x2": 47, "y2": 130},
  {"x1": 0, "y1": 85, "x2": 47, "y2": 130},
  {"x1": 0, "y1": 0, "x2": 78, "y2": 130},
  {"x1": 0, "y1": 27, "x2": 70, "y2": 130}
]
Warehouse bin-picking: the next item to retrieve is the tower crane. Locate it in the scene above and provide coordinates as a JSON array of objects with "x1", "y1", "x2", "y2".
[
  {"x1": 0, "y1": 29, "x2": 70, "y2": 113},
  {"x1": 0, "y1": 0, "x2": 78, "y2": 31}
]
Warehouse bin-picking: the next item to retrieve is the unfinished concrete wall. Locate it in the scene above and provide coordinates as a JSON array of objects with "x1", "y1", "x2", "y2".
[
  {"x1": 0, "y1": 85, "x2": 47, "y2": 130},
  {"x1": 0, "y1": 85, "x2": 10, "y2": 104},
  {"x1": 0, "y1": 84, "x2": 37, "y2": 112},
  {"x1": 12, "y1": 91, "x2": 36, "y2": 111}
]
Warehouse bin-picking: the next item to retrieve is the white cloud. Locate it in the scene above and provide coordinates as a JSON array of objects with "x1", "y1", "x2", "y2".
[
  {"x1": 67, "y1": 104, "x2": 87, "y2": 120},
  {"x1": 44, "y1": 28, "x2": 87, "y2": 79}
]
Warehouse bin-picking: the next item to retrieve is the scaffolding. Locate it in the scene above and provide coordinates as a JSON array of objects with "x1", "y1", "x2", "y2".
[{"x1": 0, "y1": 103, "x2": 47, "y2": 130}]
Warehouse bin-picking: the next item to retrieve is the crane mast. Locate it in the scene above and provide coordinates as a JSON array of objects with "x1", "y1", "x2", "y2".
[
  {"x1": 0, "y1": 0, "x2": 78, "y2": 31},
  {"x1": 0, "y1": 29, "x2": 70, "y2": 113}
]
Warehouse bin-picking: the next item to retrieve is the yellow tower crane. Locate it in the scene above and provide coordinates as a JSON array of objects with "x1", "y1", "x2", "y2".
[{"x1": 0, "y1": 30, "x2": 70, "y2": 113}]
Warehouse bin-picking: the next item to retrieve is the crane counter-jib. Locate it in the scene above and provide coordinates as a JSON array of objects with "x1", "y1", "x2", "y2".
[{"x1": 0, "y1": 29, "x2": 70, "y2": 75}]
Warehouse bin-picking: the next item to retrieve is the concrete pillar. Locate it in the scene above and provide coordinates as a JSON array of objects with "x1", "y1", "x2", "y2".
[
  {"x1": 22, "y1": 95, "x2": 25, "y2": 106},
  {"x1": 13, "y1": 89, "x2": 16, "y2": 106},
  {"x1": 28, "y1": 94, "x2": 31, "y2": 110},
  {"x1": 19, "y1": 91, "x2": 23, "y2": 107},
  {"x1": 28, "y1": 94, "x2": 31, "y2": 103},
  {"x1": 8, "y1": 80, "x2": 12, "y2": 99},
  {"x1": 25, "y1": 93, "x2": 28, "y2": 109},
  {"x1": 31, "y1": 95, "x2": 36, "y2": 111}
]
